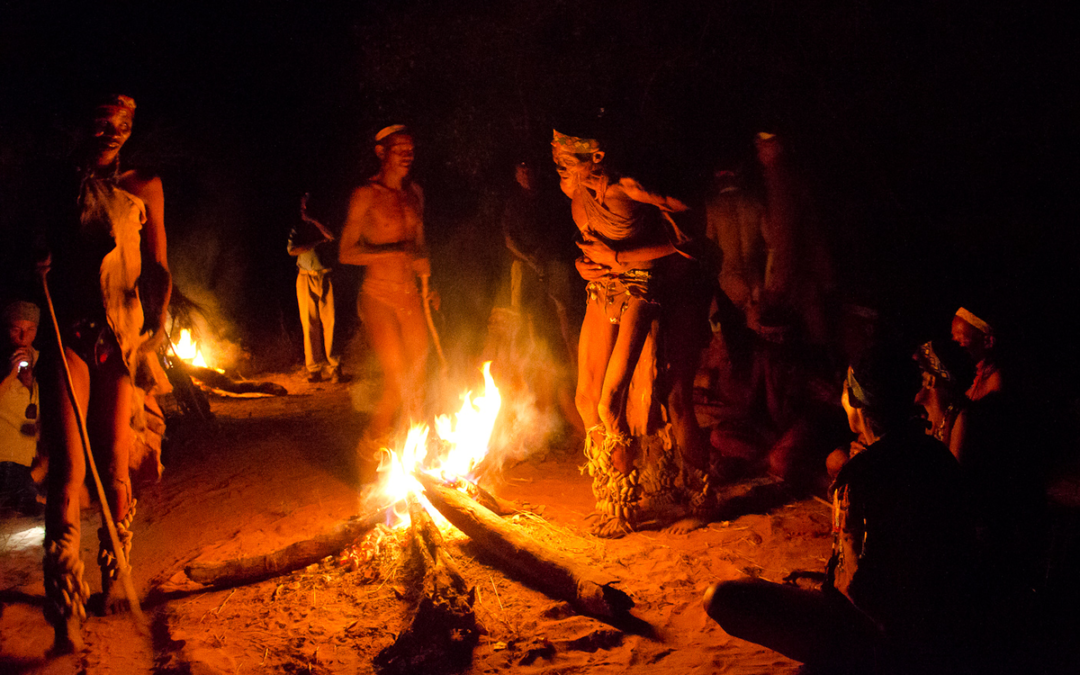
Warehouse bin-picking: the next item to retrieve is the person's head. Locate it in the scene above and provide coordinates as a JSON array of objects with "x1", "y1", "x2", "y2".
[
  {"x1": 551, "y1": 129, "x2": 604, "y2": 194},
  {"x1": 841, "y1": 341, "x2": 921, "y2": 439},
  {"x1": 374, "y1": 125, "x2": 414, "y2": 176},
  {"x1": 87, "y1": 94, "x2": 136, "y2": 169},
  {"x1": 951, "y1": 307, "x2": 994, "y2": 362},
  {"x1": 3, "y1": 301, "x2": 40, "y2": 349},
  {"x1": 913, "y1": 339, "x2": 976, "y2": 412}
]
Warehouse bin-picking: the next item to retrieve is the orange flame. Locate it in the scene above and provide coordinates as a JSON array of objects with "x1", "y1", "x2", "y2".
[
  {"x1": 172, "y1": 329, "x2": 209, "y2": 368},
  {"x1": 374, "y1": 362, "x2": 502, "y2": 527}
]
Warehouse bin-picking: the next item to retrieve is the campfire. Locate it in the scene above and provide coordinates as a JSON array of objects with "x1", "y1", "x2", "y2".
[
  {"x1": 373, "y1": 362, "x2": 502, "y2": 529},
  {"x1": 165, "y1": 326, "x2": 286, "y2": 399},
  {"x1": 184, "y1": 361, "x2": 636, "y2": 674},
  {"x1": 171, "y1": 328, "x2": 220, "y2": 372}
]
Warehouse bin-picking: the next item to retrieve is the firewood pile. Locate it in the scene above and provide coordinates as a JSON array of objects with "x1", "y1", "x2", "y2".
[{"x1": 183, "y1": 475, "x2": 641, "y2": 674}]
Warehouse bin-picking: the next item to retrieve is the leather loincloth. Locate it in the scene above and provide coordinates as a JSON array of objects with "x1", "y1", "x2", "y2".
[{"x1": 359, "y1": 276, "x2": 422, "y2": 322}]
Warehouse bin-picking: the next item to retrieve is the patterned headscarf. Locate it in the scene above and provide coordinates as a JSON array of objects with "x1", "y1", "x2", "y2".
[
  {"x1": 3, "y1": 300, "x2": 40, "y2": 326},
  {"x1": 552, "y1": 129, "x2": 600, "y2": 155},
  {"x1": 913, "y1": 339, "x2": 975, "y2": 393}
]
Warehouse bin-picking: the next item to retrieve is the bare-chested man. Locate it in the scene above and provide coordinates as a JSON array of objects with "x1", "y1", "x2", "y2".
[
  {"x1": 339, "y1": 126, "x2": 431, "y2": 442},
  {"x1": 552, "y1": 129, "x2": 710, "y2": 537},
  {"x1": 38, "y1": 95, "x2": 171, "y2": 652}
]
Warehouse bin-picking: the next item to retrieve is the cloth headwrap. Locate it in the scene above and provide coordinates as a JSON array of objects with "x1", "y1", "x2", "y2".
[
  {"x1": 914, "y1": 341, "x2": 954, "y2": 384},
  {"x1": 96, "y1": 95, "x2": 136, "y2": 118},
  {"x1": 552, "y1": 130, "x2": 600, "y2": 155},
  {"x1": 845, "y1": 368, "x2": 871, "y2": 408},
  {"x1": 375, "y1": 125, "x2": 408, "y2": 143},
  {"x1": 955, "y1": 307, "x2": 992, "y2": 335},
  {"x1": 3, "y1": 301, "x2": 40, "y2": 326}
]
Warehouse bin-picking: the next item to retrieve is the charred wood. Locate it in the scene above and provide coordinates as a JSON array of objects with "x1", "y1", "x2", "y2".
[
  {"x1": 374, "y1": 499, "x2": 477, "y2": 675},
  {"x1": 417, "y1": 474, "x2": 634, "y2": 618}
]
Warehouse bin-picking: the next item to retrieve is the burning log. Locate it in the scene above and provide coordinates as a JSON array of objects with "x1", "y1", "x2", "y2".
[
  {"x1": 374, "y1": 499, "x2": 477, "y2": 675},
  {"x1": 185, "y1": 364, "x2": 288, "y2": 397},
  {"x1": 417, "y1": 474, "x2": 634, "y2": 619},
  {"x1": 184, "y1": 507, "x2": 389, "y2": 587}
]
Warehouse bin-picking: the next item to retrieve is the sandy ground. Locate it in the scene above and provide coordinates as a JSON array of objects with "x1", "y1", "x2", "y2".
[{"x1": 3, "y1": 368, "x2": 845, "y2": 674}]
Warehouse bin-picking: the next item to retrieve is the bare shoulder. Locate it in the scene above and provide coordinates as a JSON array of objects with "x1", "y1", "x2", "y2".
[
  {"x1": 118, "y1": 169, "x2": 163, "y2": 202},
  {"x1": 616, "y1": 177, "x2": 688, "y2": 212}
]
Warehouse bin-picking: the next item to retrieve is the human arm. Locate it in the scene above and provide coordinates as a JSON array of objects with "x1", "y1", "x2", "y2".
[
  {"x1": 131, "y1": 173, "x2": 171, "y2": 351},
  {"x1": 948, "y1": 410, "x2": 968, "y2": 464},
  {"x1": 576, "y1": 236, "x2": 676, "y2": 268},
  {"x1": 288, "y1": 194, "x2": 335, "y2": 256}
]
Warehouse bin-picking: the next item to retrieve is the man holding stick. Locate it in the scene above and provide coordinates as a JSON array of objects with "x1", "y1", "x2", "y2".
[
  {"x1": 35, "y1": 94, "x2": 170, "y2": 652},
  {"x1": 339, "y1": 125, "x2": 434, "y2": 443}
]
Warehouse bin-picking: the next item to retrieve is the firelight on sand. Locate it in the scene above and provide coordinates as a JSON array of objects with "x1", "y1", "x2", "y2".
[{"x1": 375, "y1": 362, "x2": 502, "y2": 527}]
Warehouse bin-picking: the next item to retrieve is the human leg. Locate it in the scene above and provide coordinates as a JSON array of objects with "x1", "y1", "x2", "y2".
[
  {"x1": 319, "y1": 273, "x2": 341, "y2": 370},
  {"x1": 297, "y1": 272, "x2": 323, "y2": 375},
  {"x1": 42, "y1": 348, "x2": 92, "y2": 653},
  {"x1": 360, "y1": 290, "x2": 407, "y2": 440},
  {"x1": 704, "y1": 578, "x2": 882, "y2": 670},
  {"x1": 575, "y1": 302, "x2": 617, "y2": 433},
  {"x1": 397, "y1": 291, "x2": 429, "y2": 422},
  {"x1": 87, "y1": 357, "x2": 136, "y2": 614}
]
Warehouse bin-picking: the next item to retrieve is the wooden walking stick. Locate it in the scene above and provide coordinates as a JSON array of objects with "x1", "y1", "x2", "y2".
[
  {"x1": 420, "y1": 273, "x2": 448, "y2": 372},
  {"x1": 39, "y1": 267, "x2": 147, "y2": 630}
]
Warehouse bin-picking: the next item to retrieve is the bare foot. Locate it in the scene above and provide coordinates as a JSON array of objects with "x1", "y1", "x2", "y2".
[{"x1": 663, "y1": 516, "x2": 708, "y2": 535}]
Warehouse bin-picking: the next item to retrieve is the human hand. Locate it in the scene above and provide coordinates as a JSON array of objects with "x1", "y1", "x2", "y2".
[
  {"x1": 140, "y1": 323, "x2": 168, "y2": 355},
  {"x1": 8, "y1": 347, "x2": 32, "y2": 378},
  {"x1": 36, "y1": 253, "x2": 52, "y2": 277},
  {"x1": 426, "y1": 287, "x2": 441, "y2": 311},
  {"x1": 576, "y1": 238, "x2": 616, "y2": 267},
  {"x1": 575, "y1": 255, "x2": 610, "y2": 282},
  {"x1": 412, "y1": 257, "x2": 431, "y2": 277}
]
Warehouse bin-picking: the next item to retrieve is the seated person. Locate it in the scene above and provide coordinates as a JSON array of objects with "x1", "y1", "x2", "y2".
[
  {"x1": 913, "y1": 339, "x2": 975, "y2": 462},
  {"x1": 705, "y1": 342, "x2": 973, "y2": 673},
  {"x1": 951, "y1": 307, "x2": 1001, "y2": 401},
  {"x1": 1, "y1": 300, "x2": 41, "y2": 513}
]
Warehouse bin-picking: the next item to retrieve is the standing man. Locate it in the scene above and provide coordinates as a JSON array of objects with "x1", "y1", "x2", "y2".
[
  {"x1": 338, "y1": 125, "x2": 431, "y2": 442},
  {"x1": 36, "y1": 94, "x2": 171, "y2": 652},
  {"x1": 289, "y1": 194, "x2": 345, "y2": 383},
  {"x1": 0, "y1": 300, "x2": 41, "y2": 513}
]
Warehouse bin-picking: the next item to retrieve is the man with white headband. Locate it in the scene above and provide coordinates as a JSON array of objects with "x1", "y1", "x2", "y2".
[
  {"x1": 950, "y1": 306, "x2": 1002, "y2": 401},
  {"x1": 339, "y1": 125, "x2": 432, "y2": 442}
]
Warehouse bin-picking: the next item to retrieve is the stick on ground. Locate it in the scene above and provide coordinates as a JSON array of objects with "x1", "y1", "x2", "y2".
[{"x1": 185, "y1": 507, "x2": 390, "y2": 587}]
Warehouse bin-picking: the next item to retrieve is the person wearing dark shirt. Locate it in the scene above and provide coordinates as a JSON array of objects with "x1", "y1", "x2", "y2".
[{"x1": 704, "y1": 342, "x2": 974, "y2": 673}]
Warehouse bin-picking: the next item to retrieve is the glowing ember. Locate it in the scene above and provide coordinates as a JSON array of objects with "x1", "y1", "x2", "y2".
[{"x1": 374, "y1": 362, "x2": 502, "y2": 527}]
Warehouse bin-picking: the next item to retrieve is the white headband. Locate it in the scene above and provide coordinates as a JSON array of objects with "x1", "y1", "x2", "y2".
[
  {"x1": 955, "y1": 307, "x2": 992, "y2": 335},
  {"x1": 375, "y1": 124, "x2": 408, "y2": 143}
]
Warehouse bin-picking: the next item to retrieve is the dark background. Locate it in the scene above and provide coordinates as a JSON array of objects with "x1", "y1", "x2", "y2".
[{"x1": 1, "y1": 0, "x2": 1075, "y2": 404}]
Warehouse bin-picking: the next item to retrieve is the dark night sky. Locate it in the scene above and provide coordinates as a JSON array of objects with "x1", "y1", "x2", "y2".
[{"x1": 1, "y1": 1, "x2": 1075, "y2": 388}]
